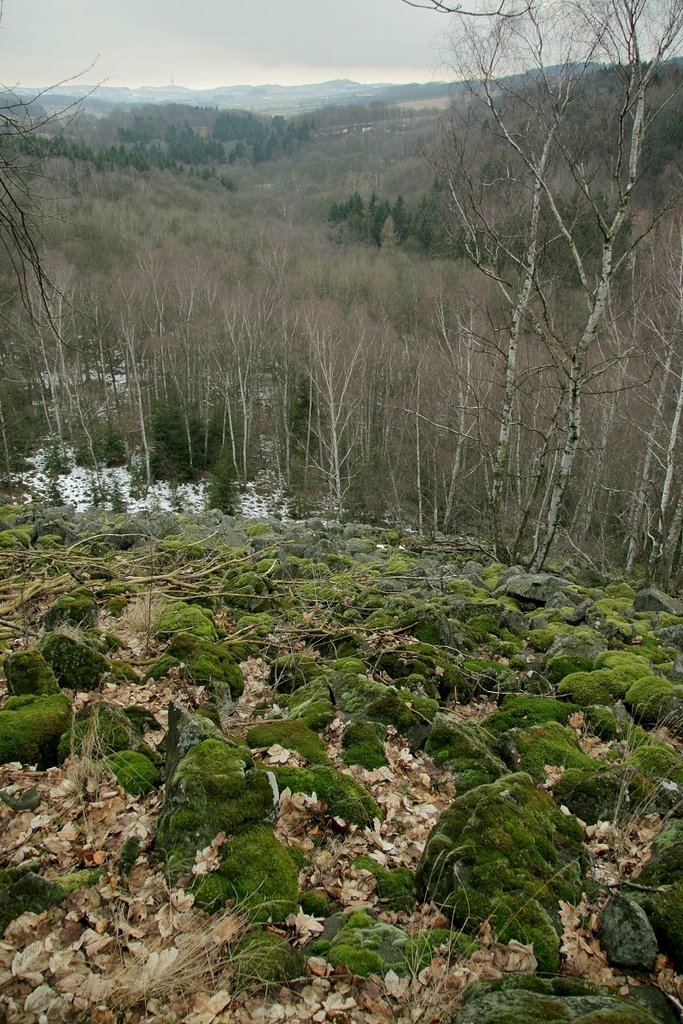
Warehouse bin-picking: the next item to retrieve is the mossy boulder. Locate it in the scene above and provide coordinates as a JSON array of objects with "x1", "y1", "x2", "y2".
[
  {"x1": 627, "y1": 740, "x2": 683, "y2": 787},
  {"x1": 313, "y1": 909, "x2": 410, "y2": 977},
  {"x1": 233, "y1": 929, "x2": 305, "y2": 985},
  {"x1": 0, "y1": 693, "x2": 71, "y2": 768},
  {"x1": 625, "y1": 676, "x2": 683, "y2": 732},
  {"x1": 148, "y1": 632, "x2": 244, "y2": 700},
  {"x1": 270, "y1": 764, "x2": 379, "y2": 826},
  {"x1": 108, "y1": 750, "x2": 160, "y2": 796},
  {"x1": 494, "y1": 572, "x2": 577, "y2": 609},
  {"x1": 641, "y1": 880, "x2": 683, "y2": 971},
  {"x1": 156, "y1": 738, "x2": 275, "y2": 882},
  {"x1": 352, "y1": 856, "x2": 415, "y2": 911},
  {"x1": 593, "y1": 650, "x2": 653, "y2": 679},
  {"x1": 557, "y1": 669, "x2": 631, "y2": 706},
  {"x1": 246, "y1": 719, "x2": 329, "y2": 764},
  {"x1": 639, "y1": 820, "x2": 683, "y2": 887},
  {"x1": 495, "y1": 722, "x2": 595, "y2": 781},
  {"x1": 552, "y1": 765, "x2": 655, "y2": 825},
  {"x1": 483, "y1": 695, "x2": 580, "y2": 738},
  {"x1": 43, "y1": 587, "x2": 98, "y2": 630},
  {"x1": 38, "y1": 632, "x2": 113, "y2": 692},
  {"x1": 544, "y1": 629, "x2": 607, "y2": 684},
  {"x1": 57, "y1": 701, "x2": 151, "y2": 764},
  {"x1": 268, "y1": 654, "x2": 324, "y2": 694},
  {"x1": 154, "y1": 601, "x2": 216, "y2": 640},
  {"x1": 0, "y1": 872, "x2": 66, "y2": 935},
  {"x1": 192, "y1": 824, "x2": 299, "y2": 922},
  {"x1": 424, "y1": 718, "x2": 508, "y2": 794},
  {"x1": 3, "y1": 648, "x2": 60, "y2": 696},
  {"x1": 415, "y1": 773, "x2": 583, "y2": 973},
  {"x1": 342, "y1": 721, "x2": 386, "y2": 770},
  {"x1": 285, "y1": 678, "x2": 335, "y2": 732},
  {"x1": 453, "y1": 976, "x2": 660, "y2": 1023}
]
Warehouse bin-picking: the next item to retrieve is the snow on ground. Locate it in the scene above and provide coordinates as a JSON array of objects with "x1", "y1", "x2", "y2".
[{"x1": 13, "y1": 449, "x2": 295, "y2": 520}]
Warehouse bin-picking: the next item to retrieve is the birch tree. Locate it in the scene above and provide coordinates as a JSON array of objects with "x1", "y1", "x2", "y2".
[{"x1": 419, "y1": 0, "x2": 683, "y2": 566}]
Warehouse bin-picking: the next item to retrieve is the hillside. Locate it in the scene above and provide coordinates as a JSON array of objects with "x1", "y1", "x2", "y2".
[{"x1": 1, "y1": 504, "x2": 683, "y2": 1022}]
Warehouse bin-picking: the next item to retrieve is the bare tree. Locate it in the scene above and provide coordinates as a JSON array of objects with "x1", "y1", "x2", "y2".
[{"x1": 421, "y1": 0, "x2": 683, "y2": 566}]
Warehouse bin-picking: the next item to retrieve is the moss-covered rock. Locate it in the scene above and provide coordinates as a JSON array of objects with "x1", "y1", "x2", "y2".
[
  {"x1": 315, "y1": 909, "x2": 410, "y2": 976},
  {"x1": 482, "y1": 695, "x2": 580, "y2": 738},
  {"x1": 57, "y1": 701, "x2": 150, "y2": 764},
  {"x1": 625, "y1": 675, "x2": 683, "y2": 728},
  {"x1": 424, "y1": 719, "x2": 508, "y2": 793},
  {"x1": 403, "y1": 928, "x2": 477, "y2": 972},
  {"x1": 270, "y1": 764, "x2": 379, "y2": 826},
  {"x1": 642, "y1": 880, "x2": 683, "y2": 971},
  {"x1": 453, "y1": 975, "x2": 660, "y2": 1023},
  {"x1": 544, "y1": 629, "x2": 607, "y2": 684},
  {"x1": 557, "y1": 669, "x2": 630, "y2": 706},
  {"x1": 593, "y1": 650, "x2": 653, "y2": 678},
  {"x1": 108, "y1": 750, "x2": 160, "y2": 796},
  {"x1": 233, "y1": 929, "x2": 306, "y2": 985},
  {"x1": 495, "y1": 722, "x2": 595, "y2": 781},
  {"x1": 0, "y1": 693, "x2": 71, "y2": 768},
  {"x1": 43, "y1": 587, "x2": 98, "y2": 631},
  {"x1": 639, "y1": 820, "x2": 683, "y2": 887},
  {"x1": 156, "y1": 738, "x2": 275, "y2": 882},
  {"x1": 342, "y1": 721, "x2": 386, "y2": 770},
  {"x1": 627, "y1": 740, "x2": 683, "y2": 787},
  {"x1": 154, "y1": 601, "x2": 216, "y2": 640},
  {"x1": 285, "y1": 678, "x2": 335, "y2": 732},
  {"x1": 3, "y1": 648, "x2": 60, "y2": 696},
  {"x1": 0, "y1": 872, "x2": 66, "y2": 935},
  {"x1": 552, "y1": 765, "x2": 655, "y2": 825},
  {"x1": 38, "y1": 632, "x2": 113, "y2": 692},
  {"x1": 268, "y1": 653, "x2": 323, "y2": 693},
  {"x1": 246, "y1": 719, "x2": 329, "y2": 764},
  {"x1": 148, "y1": 632, "x2": 244, "y2": 700},
  {"x1": 352, "y1": 856, "x2": 415, "y2": 911},
  {"x1": 415, "y1": 773, "x2": 583, "y2": 973},
  {"x1": 193, "y1": 824, "x2": 299, "y2": 921}
]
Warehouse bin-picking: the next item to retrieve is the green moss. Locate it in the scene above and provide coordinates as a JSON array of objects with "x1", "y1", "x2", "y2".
[
  {"x1": 154, "y1": 601, "x2": 216, "y2": 640},
  {"x1": 105, "y1": 595, "x2": 128, "y2": 616},
  {"x1": 3, "y1": 648, "x2": 60, "y2": 696},
  {"x1": 625, "y1": 676, "x2": 679, "y2": 723},
  {"x1": 496, "y1": 722, "x2": 595, "y2": 781},
  {"x1": 545, "y1": 654, "x2": 595, "y2": 685},
  {"x1": 483, "y1": 695, "x2": 579, "y2": 737},
  {"x1": 584, "y1": 706, "x2": 625, "y2": 740},
  {"x1": 627, "y1": 742, "x2": 683, "y2": 785},
  {"x1": 38, "y1": 632, "x2": 112, "y2": 692},
  {"x1": 57, "y1": 702, "x2": 144, "y2": 763},
  {"x1": 43, "y1": 587, "x2": 97, "y2": 630},
  {"x1": 246, "y1": 719, "x2": 329, "y2": 764},
  {"x1": 285, "y1": 679, "x2": 335, "y2": 732},
  {"x1": 352, "y1": 856, "x2": 415, "y2": 911},
  {"x1": 148, "y1": 632, "x2": 244, "y2": 699},
  {"x1": 639, "y1": 820, "x2": 683, "y2": 886},
  {"x1": 325, "y1": 910, "x2": 410, "y2": 976},
  {"x1": 403, "y1": 928, "x2": 477, "y2": 972},
  {"x1": 342, "y1": 721, "x2": 386, "y2": 770},
  {"x1": 271, "y1": 764, "x2": 380, "y2": 826},
  {"x1": 108, "y1": 750, "x2": 160, "y2": 795},
  {"x1": 0, "y1": 693, "x2": 71, "y2": 768},
  {"x1": 526, "y1": 624, "x2": 573, "y2": 652},
  {"x1": 415, "y1": 773, "x2": 583, "y2": 968},
  {"x1": 156, "y1": 739, "x2": 274, "y2": 881},
  {"x1": 233, "y1": 929, "x2": 306, "y2": 984},
  {"x1": 643, "y1": 880, "x2": 683, "y2": 971},
  {"x1": 593, "y1": 650, "x2": 652, "y2": 677},
  {"x1": 455, "y1": 976, "x2": 660, "y2": 1023},
  {"x1": 193, "y1": 825, "x2": 299, "y2": 922},
  {"x1": 0, "y1": 872, "x2": 66, "y2": 934},
  {"x1": 269, "y1": 654, "x2": 323, "y2": 693},
  {"x1": 300, "y1": 890, "x2": 335, "y2": 917},
  {"x1": 557, "y1": 669, "x2": 629, "y2": 706},
  {"x1": 425, "y1": 720, "x2": 507, "y2": 793},
  {"x1": 605, "y1": 582, "x2": 636, "y2": 600},
  {"x1": 553, "y1": 765, "x2": 653, "y2": 825}
]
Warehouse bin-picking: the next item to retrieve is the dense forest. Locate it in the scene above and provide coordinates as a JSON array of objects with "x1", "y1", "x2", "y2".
[{"x1": 1, "y1": 55, "x2": 683, "y2": 585}]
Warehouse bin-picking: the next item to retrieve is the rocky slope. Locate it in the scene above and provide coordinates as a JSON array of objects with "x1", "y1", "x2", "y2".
[{"x1": 0, "y1": 504, "x2": 682, "y2": 1023}]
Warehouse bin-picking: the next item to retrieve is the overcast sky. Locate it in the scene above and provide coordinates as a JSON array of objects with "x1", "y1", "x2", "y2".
[{"x1": 1, "y1": 0, "x2": 451, "y2": 90}]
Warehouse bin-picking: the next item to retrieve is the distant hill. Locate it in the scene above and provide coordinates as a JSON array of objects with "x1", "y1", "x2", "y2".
[{"x1": 1, "y1": 79, "x2": 456, "y2": 115}]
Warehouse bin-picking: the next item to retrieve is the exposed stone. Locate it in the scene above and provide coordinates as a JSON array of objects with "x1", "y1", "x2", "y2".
[
  {"x1": 634, "y1": 587, "x2": 683, "y2": 615},
  {"x1": 599, "y1": 892, "x2": 658, "y2": 971}
]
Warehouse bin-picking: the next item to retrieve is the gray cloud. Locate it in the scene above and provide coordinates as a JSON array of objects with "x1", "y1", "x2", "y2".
[{"x1": 1, "y1": 0, "x2": 449, "y2": 89}]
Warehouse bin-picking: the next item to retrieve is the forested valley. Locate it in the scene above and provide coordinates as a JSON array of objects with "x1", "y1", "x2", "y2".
[{"x1": 2, "y1": 57, "x2": 683, "y2": 584}]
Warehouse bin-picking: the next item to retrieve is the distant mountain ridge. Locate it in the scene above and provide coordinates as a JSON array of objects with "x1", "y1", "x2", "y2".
[{"x1": 3, "y1": 79, "x2": 455, "y2": 114}]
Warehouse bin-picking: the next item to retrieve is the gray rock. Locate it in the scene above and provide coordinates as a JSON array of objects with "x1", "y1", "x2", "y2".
[
  {"x1": 634, "y1": 588, "x2": 683, "y2": 615},
  {"x1": 659, "y1": 626, "x2": 683, "y2": 652},
  {"x1": 495, "y1": 571, "x2": 583, "y2": 611},
  {"x1": 164, "y1": 701, "x2": 225, "y2": 780},
  {"x1": 599, "y1": 892, "x2": 658, "y2": 971},
  {"x1": 452, "y1": 980, "x2": 660, "y2": 1023}
]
